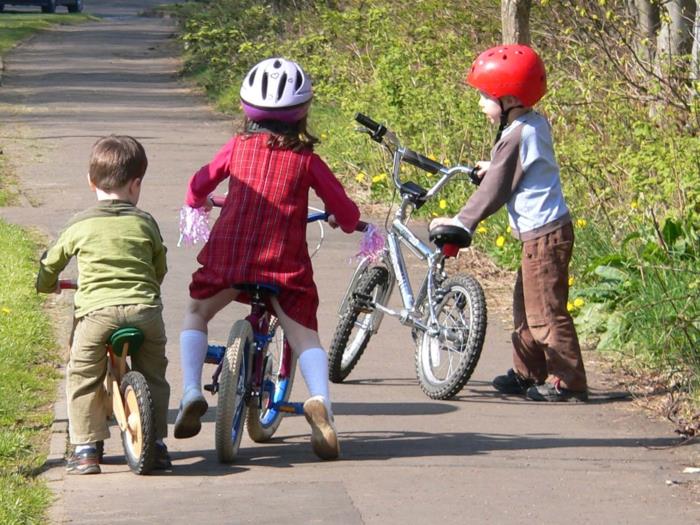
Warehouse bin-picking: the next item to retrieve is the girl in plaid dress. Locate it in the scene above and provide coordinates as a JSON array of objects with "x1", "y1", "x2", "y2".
[{"x1": 175, "y1": 58, "x2": 360, "y2": 460}]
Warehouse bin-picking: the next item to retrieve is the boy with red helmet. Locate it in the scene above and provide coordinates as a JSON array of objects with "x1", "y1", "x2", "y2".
[{"x1": 431, "y1": 44, "x2": 588, "y2": 402}]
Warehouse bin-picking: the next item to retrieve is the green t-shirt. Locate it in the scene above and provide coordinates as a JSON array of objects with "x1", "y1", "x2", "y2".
[{"x1": 36, "y1": 200, "x2": 167, "y2": 317}]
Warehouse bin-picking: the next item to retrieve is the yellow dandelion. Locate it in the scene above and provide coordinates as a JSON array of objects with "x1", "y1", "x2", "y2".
[
  {"x1": 1, "y1": 306, "x2": 11, "y2": 314},
  {"x1": 630, "y1": 201, "x2": 638, "y2": 210},
  {"x1": 320, "y1": 133, "x2": 328, "y2": 140},
  {"x1": 439, "y1": 199, "x2": 447, "y2": 209},
  {"x1": 477, "y1": 226, "x2": 487, "y2": 234},
  {"x1": 372, "y1": 173, "x2": 387, "y2": 184},
  {"x1": 567, "y1": 302, "x2": 574, "y2": 312},
  {"x1": 431, "y1": 212, "x2": 438, "y2": 217},
  {"x1": 428, "y1": 154, "x2": 437, "y2": 161},
  {"x1": 574, "y1": 297, "x2": 585, "y2": 308},
  {"x1": 355, "y1": 171, "x2": 366, "y2": 183},
  {"x1": 496, "y1": 235, "x2": 506, "y2": 248},
  {"x1": 576, "y1": 218, "x2": 587, "y2": 228},
  {"x1": 506, "y1": 226, "x2": 512, "y2": 234},
  {"x1": 568, "y1": 276, "x2": 575, "y2": 286}
]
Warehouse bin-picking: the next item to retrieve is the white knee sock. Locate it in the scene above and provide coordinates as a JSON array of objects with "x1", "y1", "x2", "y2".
[
  {"x1": 180, "y1": 329, "x2": 208, "y2": 393},
  {"x1": 299, "y1": 347, "x2": 332, "y2": 414}
]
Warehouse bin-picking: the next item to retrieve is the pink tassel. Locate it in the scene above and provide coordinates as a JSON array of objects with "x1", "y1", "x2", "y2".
[
  {"x1": 178, "y1": 205, "x2": 211, "y2": 247},
  {"x1": 356, "y1": 223, "x2": 385, "y2": 262}
]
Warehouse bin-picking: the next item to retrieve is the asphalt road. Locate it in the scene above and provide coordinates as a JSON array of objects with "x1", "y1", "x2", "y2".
[{"x1": 0, "y1": 1, "x2": 698, "y2": 523}]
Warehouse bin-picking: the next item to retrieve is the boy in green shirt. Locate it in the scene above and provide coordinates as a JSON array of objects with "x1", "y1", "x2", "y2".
[{"x1": 36, "y1": 135, "x2": 170, "y2": 474}]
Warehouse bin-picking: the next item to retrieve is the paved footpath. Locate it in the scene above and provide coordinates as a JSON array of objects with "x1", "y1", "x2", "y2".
[{"x1": 1, "y1": 1, "x2": 699, "y2": 523}]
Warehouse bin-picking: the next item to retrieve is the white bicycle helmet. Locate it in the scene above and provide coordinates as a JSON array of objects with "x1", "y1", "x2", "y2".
[{"x1": 240, "y1": 58, "x2": 313, "y2": 123}]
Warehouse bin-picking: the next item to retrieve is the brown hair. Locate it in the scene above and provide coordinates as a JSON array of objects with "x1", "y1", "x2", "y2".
[
  {"x1": 88, "y1": 135, "x2": 148, "y2": 191},
  {"x1": 241, "y1": 116, "x2": 319, "y2": 152}
]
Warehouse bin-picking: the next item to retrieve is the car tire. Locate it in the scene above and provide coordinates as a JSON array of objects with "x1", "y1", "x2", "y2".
[
  {"x1": 68, "y1": 0, "x2": 83, "y2": 13},
  {"x1": 41, "y1": 0, "x2": 57, "y2": 13}
]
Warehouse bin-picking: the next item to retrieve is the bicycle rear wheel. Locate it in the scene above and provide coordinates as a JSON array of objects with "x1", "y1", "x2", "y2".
[
  {"x1": 328, "y1": 266, "x2": 389, "y2": 382},
  {"x1": 215, "y1": 320, "x2": 252, "y2": 463},
  {"x1": 246, "y1": 317, "x2": 296, "y2": 442},
  {"x1": 120, "y1": 371, "x2": 156, "y2": 474},
  {"x1": 415, "y1": 274, "x2": 487, "y2": 400}
]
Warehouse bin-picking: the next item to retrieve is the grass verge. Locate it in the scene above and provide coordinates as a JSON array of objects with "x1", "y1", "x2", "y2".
[
  {"x1": 0, "y1": 12, "x2": 91, "y2": 56},
  {"x1": 0, "y1": 220, "x2": 60, "y2": 525}
]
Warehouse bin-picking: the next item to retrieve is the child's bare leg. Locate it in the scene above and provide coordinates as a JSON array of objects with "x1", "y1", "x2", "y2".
[
  {"x1": 175, "y1": 289, "x2": 238, "y2": 439},
  {"x1": 271, "y1": 298, "x2": 339, "y2": 460}
]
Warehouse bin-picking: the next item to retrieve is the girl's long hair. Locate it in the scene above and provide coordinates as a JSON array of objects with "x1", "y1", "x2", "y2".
[{"x1": 241, "y1": 116, "x2": 319, "y2": 152}]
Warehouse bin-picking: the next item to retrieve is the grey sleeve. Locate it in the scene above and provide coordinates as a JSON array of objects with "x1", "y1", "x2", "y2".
[{"x1": 456, "y1": 128, "x2": 525, "y2": 231}]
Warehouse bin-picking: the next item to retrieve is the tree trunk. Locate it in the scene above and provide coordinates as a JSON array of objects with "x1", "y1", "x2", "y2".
[
  {"x1": 501, "y1": 0, "x2": 532, "y2": 45},
  {"x1": 656, "y1": 0, "x2": 696, "y2": 60},
  {"x1": 629, "y1": 0, "x2": 661, "y2": 64},
  {"x1": 691, "y1": 1, "x2": 700, "y2": 79}
]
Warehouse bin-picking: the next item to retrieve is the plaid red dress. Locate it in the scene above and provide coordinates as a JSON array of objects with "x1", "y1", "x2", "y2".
[{"x1": 186, "y1": 133, "x2": 360, "y2": 330}]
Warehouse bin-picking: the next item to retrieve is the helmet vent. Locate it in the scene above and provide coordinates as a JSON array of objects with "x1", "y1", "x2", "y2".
[
  {"x1": 261, "y1": 72, "x2": 268, "y2": 100},
  {"x1": 277, "y1": 72, "x2": 288, "y2": 101},
  {"x1": 295, "y1": 71, "x2": 303, "y2": 91},
  {"x1": 248, "y1": 67, "x2": 257, "y2": 86},
  {"x1": 273, "y1": 59, "x2": 282, "y2": 68}
]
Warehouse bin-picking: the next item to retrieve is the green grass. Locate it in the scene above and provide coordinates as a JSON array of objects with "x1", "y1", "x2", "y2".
[
  {"x1": 0, "y1": 12, "x2": 91, "y2": 56},
  {"x1": 0, "y1": 219, "x2": 60, "y2": 525}
]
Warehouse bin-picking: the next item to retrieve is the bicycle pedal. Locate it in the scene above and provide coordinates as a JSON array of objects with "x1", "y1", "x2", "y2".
[
  {"x1": 352, "y1": 292, "x2": 374, "y2": 312},
  {"x1": 203, "y1": 383, "x2": 218, "y2": 394}
]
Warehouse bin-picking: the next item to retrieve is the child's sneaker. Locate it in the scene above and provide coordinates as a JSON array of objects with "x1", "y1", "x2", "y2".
[
  {"x1": 66, "y1": 447, "x2": 101, "y2": 475},
  {"x1": 303, "y1": 396, "x2": 339, "y2": 460},
  {"x1": 174, "y1": 387, "x2": 208, "y2": 439}
]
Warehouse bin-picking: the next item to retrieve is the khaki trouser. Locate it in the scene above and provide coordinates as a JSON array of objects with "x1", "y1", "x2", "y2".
[
  {"x1": 67, "y1": 304, "x2": 169, "y2": 444},
  {"x1": 511, "y1": 222, "x2": 587, "y2": 391}
]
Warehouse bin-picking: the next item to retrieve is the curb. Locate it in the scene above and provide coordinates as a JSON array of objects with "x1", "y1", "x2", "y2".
[{"x1": 42, "y1": 374, "x2": 68, "y2": 482}]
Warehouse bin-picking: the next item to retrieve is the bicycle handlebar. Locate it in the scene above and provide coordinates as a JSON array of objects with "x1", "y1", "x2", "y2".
[
  {"x1": 58, "y1": 279, "x2": 77, "y2": 290},
  {"x1": 354, "y1": 112, "x2": 482, "y2": 187},
  {"x1": 209, "y1": 197, "x2": 368, "y2": 232}
]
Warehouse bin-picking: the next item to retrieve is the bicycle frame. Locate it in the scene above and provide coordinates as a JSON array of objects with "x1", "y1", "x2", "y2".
[{"x1": 338, "y1": 117, "x2": 479, "y2": 337}]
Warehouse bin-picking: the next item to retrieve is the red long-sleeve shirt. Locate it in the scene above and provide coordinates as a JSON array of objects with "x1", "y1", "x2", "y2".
[{"x1": 187, "y1": 133, "x2": 360, "y2": 330}]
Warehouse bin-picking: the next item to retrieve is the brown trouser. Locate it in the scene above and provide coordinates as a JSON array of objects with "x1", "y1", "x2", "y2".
[
  {"x1": 511, "y1": 222, "x2": 587, "y2": 391},
  {"x1": 67, "y1": 304, "x2": 169, "y2": 444}
]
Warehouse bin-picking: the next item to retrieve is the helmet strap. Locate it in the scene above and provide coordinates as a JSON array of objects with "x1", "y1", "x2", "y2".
[{"x1": 495, "y1": 101, "x2": 523, "y2": 143}]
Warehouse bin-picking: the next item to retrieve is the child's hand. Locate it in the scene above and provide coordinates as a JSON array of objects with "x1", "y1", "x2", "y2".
[
  {"x1": 475, "y1": 161, "x2": 490, "y2": 179},
  {"x1": 327, "y1": 214, "x2": 340, "y2": 229},
  {"x1": 430, "y1": 217, "x2": 457, "y2": 230},
  {"x1": 204, "y1": 197, "x2": 214, "y2": 211}
]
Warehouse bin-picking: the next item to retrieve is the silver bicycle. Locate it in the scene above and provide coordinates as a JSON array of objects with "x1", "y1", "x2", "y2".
[{"x1": 328, "y1": 113, "x2": 487, "y2": 400}]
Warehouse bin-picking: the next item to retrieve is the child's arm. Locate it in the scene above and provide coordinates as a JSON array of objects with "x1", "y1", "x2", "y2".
[
  {"x1": 455, "y1": 133, "x2": 523, "y2": 232},
  {"x1": 185, "y1": 138, "x2": 237, "y2": 208},
  {"x1": 35, "y1": 231, "x2": 74, "y2": 294},
  {"x1": 150, "y1": 218, "x2": 168, "y2": 284},
  {"x1": 308, "y1": 154, "x2": 361, "y2": 233}
]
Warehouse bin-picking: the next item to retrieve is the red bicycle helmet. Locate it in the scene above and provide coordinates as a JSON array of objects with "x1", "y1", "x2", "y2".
[{"x1": 466, "y1": 45, "x2": 547, "y2": 107}]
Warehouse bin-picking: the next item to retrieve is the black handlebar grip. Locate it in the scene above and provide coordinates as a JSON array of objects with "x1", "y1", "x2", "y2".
[
  {"x1": 355, "y1": 113, "x2": 387, "y2": 143},
  {"x1": 467, "y1": 167, "x2": 482, "y2": 186},
  {"x1": 355, "y1": 220, "x2": 370, "y2": 232},
  {"x1": 355, "y1": 113, "x2": 381, "y2": 132},
  {"x1": 402, "y1": 148, "x2": 445, "y2": 175}
]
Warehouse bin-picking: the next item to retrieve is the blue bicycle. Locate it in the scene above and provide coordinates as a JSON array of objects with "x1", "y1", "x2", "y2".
[{"x1": 203, "y1": 202, "x2": 365, "y2": 462}]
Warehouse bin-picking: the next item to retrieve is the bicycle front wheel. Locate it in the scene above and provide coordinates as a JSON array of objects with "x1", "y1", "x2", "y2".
[
  {"x1": 215, "y1": 320, "x2": 252, "y2": 463},
  {"x1": 328, "y1": 266, "x2": 390, "y2": 383},
  {"x1": 415, "y1": 274, "x2": 487, "y2": 400},
  {"x1": 120, "y1": 371, "x2": 156, "y2": 475},
  {"x1": 246, "y1": 316, "x2": 295, "y2": 442}
]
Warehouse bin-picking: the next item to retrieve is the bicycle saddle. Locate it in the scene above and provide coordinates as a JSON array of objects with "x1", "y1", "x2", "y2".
[
  {"x1": 109, "y1": 327, "x2": 144, "y2": 357},
  {"x1": 429, "y1": 225, "x2": 472, "y2": 249},
  {"x1": 233, "y1": 283, "x2": 280, "y2": 296}
]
